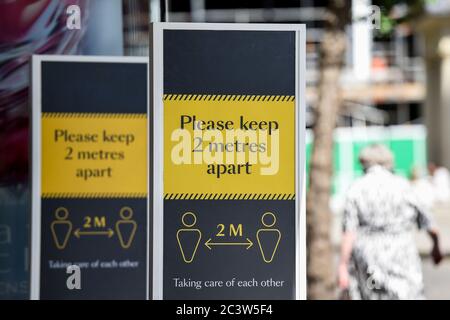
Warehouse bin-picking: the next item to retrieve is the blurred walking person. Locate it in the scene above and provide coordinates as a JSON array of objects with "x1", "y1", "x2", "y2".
[{"x1": 338, "y1": 144, "x2": 442, "y2": 300}]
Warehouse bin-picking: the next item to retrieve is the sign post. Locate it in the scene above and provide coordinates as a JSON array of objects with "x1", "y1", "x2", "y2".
[
  {"x1": 151, "y1": 23, "x2": 306, "y2": 300},
  {"x1": 31, "y1": 56, "x2": 150, "y2": 299}
]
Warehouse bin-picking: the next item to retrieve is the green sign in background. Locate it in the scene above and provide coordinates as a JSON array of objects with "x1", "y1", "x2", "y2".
[{"x1": 306, "y1": 125, "x2": 427, "y2": 196}]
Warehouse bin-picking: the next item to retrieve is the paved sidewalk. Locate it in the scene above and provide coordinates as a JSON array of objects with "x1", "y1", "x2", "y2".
[
  {"x1": 419, "y1": 203, "x2": 450, "y2": 299},
  {"x1": 422, "y1": 258, "x2": 450, "y2": 300}
]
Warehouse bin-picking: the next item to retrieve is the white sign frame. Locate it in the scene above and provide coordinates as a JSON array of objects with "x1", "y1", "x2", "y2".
[
  {"x1": 150, "y1": 22, "x2": 306, "y2": 300},
  {"x1": 30, "y1": 55, "x2": 150, "y2": 300}
]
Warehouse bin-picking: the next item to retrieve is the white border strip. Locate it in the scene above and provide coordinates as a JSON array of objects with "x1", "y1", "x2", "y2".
[
  {"x1": 30, "y1": 55, "x2": 149, "y2": 300},
  {"x1": 30, "y1": 55, "x2": 42, "y2": 300},
  {"x1": 160, "y1": 22, "x2": 307, "y2": 31},
  {"x1": 297, "y1": 25, "x2": 307, "y2": 301},
  {"x1": 151, "y1": 24, "x2": 165, "y2": 300},
  {"x1": 30, "y1": 55, "x2": 148, "y2": 63},
  {"x1": 145, "y1": 59, "x2": 151, "y2": 301}
]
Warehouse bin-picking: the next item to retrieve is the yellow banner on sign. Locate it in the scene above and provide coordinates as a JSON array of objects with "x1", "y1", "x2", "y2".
[
  {"x1": 41, "y1": 113, "x2": 147, "y2": 198},
  {"x1": 164, "y1": 95, "x2": 295, "y2": 198}
]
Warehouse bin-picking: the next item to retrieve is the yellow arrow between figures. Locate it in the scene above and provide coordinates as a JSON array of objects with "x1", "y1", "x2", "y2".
[
  {"x1": 205, "y1": 238, "x2": 253, "y2": 250},
  {"x1": 74, "y1": 228, "x2": 114, "y2": 238}
]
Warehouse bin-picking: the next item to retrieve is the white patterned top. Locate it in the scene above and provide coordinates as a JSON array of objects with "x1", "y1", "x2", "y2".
[{"x1": 343, "y1": 165, "x2": 433, "y2": 299}]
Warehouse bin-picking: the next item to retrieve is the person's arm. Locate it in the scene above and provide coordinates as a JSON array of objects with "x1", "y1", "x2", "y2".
[
  {"x1": 428, "y1": 227, "x2": 443, "y2": 265},
  {"x1": 338, "y1": 231, "x2": 356, "y2": 289},
  {"x1": 407, "y1": 188, "x2": 443, "y2": 266}
]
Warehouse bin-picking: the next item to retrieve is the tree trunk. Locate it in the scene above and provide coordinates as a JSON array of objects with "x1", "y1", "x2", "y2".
[{"x1": 307, "y1": 0, "x2": 350, "y2": 300}]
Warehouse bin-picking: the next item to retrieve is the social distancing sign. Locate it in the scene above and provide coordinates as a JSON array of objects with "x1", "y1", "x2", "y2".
[
  {"x1": 31, "y1": 56, "x2": 150, "y2": 300},
  {"x1": 41, "y1": 113, "x2": 147, "y2": 197},
  {"x1": 151, "y1": 23, "x2": 306, "y2": 300}
]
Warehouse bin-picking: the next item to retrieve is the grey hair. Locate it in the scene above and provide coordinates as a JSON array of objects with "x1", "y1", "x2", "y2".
[{"x1": 359, "y1": 144, "x2": 394, "y2": 170}]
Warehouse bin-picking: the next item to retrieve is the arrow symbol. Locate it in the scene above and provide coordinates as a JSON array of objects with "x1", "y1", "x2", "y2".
[
  {"x1": 74, "y1": 228, "x2": 114, "y2": 238},
  {"x1": 205, "y1": 238, "x2": 253, "y2": 250}
]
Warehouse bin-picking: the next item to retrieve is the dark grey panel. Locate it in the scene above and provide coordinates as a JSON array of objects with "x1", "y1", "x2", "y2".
[
  {"x1": 164, "y1": 30, "x2": 295, "y2": 95},
  {"x1": 164, "y1": 200, "x2": 295, "y2": 300},
  {"x1": 40, "y1": 198, "x2": 147, "y2": 299},
  {"x1": 42, "y1": 61, "x2": 147, "y2": 114}
]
